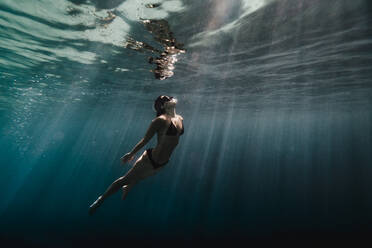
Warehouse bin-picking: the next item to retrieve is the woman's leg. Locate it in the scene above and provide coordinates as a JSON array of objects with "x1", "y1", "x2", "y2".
[
  {"x1": 121, "y1": 184, "x2": 134, "y2": 200},
  {"x1": 89, "y1": 151, "x2": 157, "y2": 215}
]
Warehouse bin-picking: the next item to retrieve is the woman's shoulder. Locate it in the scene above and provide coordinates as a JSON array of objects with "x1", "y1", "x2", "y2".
[
  {"x1": 154, "y1": 115, "x2": 169, "y2": 126},
  {"x1": 151, "y1": 116, "x2": 168, "y2": 130},
  {"x1": 155, "y1": 114, "x2": 183, "y2": 122},
  {"x1": 154, "y1": 115, "x2": 167, "y2": 122}
]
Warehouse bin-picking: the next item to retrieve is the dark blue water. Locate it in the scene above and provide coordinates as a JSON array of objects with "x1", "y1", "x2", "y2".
[{"x1": 1, "y1": 0, "x2": 372, "y2": 246}]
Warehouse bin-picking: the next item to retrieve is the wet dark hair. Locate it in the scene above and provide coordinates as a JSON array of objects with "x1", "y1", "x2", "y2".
[{"x1": 154, "y1": 95, "x2": 173, "y2": 117}]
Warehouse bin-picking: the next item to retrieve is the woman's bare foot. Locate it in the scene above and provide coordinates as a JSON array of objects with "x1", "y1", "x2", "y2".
[
  {"x1": 89, "y1": 196, "x2": 103, "y2": 216},
  {"x1": 121, "y1": 185, "x2": 132, "y2": 200}
]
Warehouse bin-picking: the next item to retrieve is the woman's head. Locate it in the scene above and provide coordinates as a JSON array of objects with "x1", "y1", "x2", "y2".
[{"x1": 154, "y1": 95, "x2": 176, "y2": 116}]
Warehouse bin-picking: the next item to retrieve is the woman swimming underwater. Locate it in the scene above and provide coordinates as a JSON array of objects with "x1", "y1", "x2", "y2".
[{"x1": 89, "y1": 95, "x2": 184, "y2": 215}]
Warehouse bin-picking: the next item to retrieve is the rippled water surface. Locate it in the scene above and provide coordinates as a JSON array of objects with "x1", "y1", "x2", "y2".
[{"x1": 0, "y1": 0, "x2": 372, "y2": 246}]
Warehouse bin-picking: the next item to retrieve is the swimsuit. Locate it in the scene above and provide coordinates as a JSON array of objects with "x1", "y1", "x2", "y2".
[
  {"x1": 166, "y1": 120, "x2": 184, "y2": 136},
  {"x1": 147, "y1": 120, "x2": 184, "y2": 169},
  {"x1": 146, "y1": 148, "x2": 168, "y2": 169}
]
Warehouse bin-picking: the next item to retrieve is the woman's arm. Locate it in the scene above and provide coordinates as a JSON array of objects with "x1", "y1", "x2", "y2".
[{"x1": 121, "y1": 118, "x2": 164, "y2": 163}]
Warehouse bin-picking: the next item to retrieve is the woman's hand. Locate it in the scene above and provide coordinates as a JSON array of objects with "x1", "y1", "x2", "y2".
[{"x1": 120, "y1": 153, "x2": 134, "y2": 165}]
